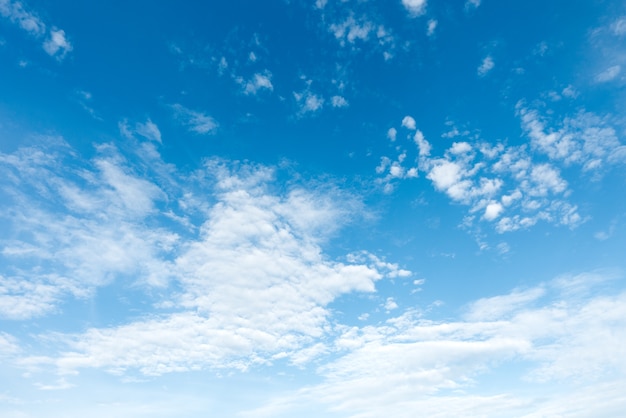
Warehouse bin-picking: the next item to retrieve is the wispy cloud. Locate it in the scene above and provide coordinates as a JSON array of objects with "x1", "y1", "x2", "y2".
[
  {"x1": 595, "y1": 64, "x2": 621, "y2": 83},
  {"x1": 477, "y1": 55, "x2": 494, "y2": 76},
  {"x1": 0, "y1": 0, "x2": 72, "y2": 59},
  {"x1": 171, "y1": 104, "x2": 218, "y2": 135}
]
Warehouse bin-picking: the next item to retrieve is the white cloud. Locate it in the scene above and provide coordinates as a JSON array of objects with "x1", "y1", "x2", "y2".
[
  {"x1": 483, "y1": 201, "x2": 503, "y2": 221},
  {"x1": 241, "y1": 72, "x2": 274, "y2": 95},
  {"x1": 294, "y1": 91, "x2": 324, "y2": 115},
  {"x1": 611, "y1": 17, "x2": 626, "y2": 36},
  {"x1": 401, "y1": 115, "x2": 416, "y2": 130},
  {"x1": 250, "y1": 273, "x2": 626, "y2": 418},
  {"x1": 516, "y1": 103, "x2": 622, "y2": 169},
  {"x1": 0, "y1": 0, "x2": 45, "y2": 36},
  {"x1": 477, "y1": 55, "x2": 494, "y2": 76},
  {"x1": 135, "y1": 119, "x2": 162, "y2": 143},
  {"x1": 376, "y1": 111, "x2": 599, "y2": 232},
  {"x1": 43, "y1": 28, "x2": 72, "y2": 58},
  {"x1": 329, "y1": 15, "x2": 374, "y2": 45},
  {"x1": 414, "y1": 130, "x2": 431, "y2": 157},
  {"x1": 1, "y1": 138, "x2": 409, "y2": 374},
  {"x1": 387, "y1": 127, "x2": 397, "y2": 142},
  {"x1": 426, "y1": 19, "x2": 437, "y2": 37},
  {"x1": 384, "y1": 297, "x2": 398, "y2": 311},
  {"x1": 0, "y1": 1, "x2": 72, "y2": 59},
  {"x1": 171, "y1": 104, "x2": 218, "y2": 134},
  {"x1": 595, "y1": 64, "x2": 621, "y2": 82},
  {"x1": 0, "y1": 141, "x2": 176, "y2": 319},
  {"x1": 331, "y1": 95, "x2": 348, "y2": 108},
  {"x1": 401, "y1": 0, "x2": 427, "y2": 17}
]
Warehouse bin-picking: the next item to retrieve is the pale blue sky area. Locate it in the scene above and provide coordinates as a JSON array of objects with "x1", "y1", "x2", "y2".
[{"x1": 1, "y1": 1, "x2": 626, "y2": 417}]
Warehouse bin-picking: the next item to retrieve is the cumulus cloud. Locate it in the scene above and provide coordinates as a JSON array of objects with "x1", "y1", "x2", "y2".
[
  {"x1": 375, "y1": 112, "x2": 602, "y2": 232},
  {"x1": 171, "y1": 103, "x2": 218, "y2": 134},
  {"x1": 401, "y1": 115, "x2": 416, "y2": 130}
]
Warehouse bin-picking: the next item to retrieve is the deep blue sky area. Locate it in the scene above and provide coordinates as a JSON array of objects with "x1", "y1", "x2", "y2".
[{"x1": 1, "y1": 1, "x2": 626, "y2": 417}]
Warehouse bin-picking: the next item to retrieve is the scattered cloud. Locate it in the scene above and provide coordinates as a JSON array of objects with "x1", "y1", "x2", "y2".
[
  {"x1": 401, "y1": 0, "x2": 427, "y2": 17},
  {"x1": 42, "y1": 28, "x2": 72, "y2": 58},
  {"x1": 0, "y1": 0, "x2": 72, "y2": 59},
  {"x1": 317, "y1": 4, "x2": 396, "y2": 59},
  {"x1": 477, "y1": 55, "x2": 494, "y2": 76},
  {"x1": 0, "y1": 0, "x2": 45, "y2": 36},
  {"x1": 331, "y1": 95, "x2": 348, "y2": 108},
  {"x1": 516, "y1": 102, "x2": 622, "y2": 170},
  {"x1": 238, "y1": 71, "x2": 274, "y2": 95},
  {"x1": 294, "y1": 90, "x2": 324, "y2": 115},
  {"x1": 373, "y1": 105, "x2": 624, "y2": 232},
  {"x1": 171, "y1": 104, "x2": 218, "y2": 134}
]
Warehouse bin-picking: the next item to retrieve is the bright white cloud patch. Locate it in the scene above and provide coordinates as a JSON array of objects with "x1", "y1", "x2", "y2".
[
  {"x1": 401, "y1": 0, "x2": 427, "y2": 17},
  {"x1": 401, "y1": 115, "x2": 416, "y2": 130}
]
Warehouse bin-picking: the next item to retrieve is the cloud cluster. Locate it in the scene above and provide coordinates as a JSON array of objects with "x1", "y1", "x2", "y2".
[
  {"x1": 247, "y1": 272, "x2": 626, "y2": 418},
  {"x1": 316, "y1": 2, "x2": 396, "y2": 59},
  {"x1": 0, "y1": 136, "x2": 407, "y2": 374},
  {"x1": 377, "y1": 102, "x2": 624, "y2": 232},
  {"x1": 0, "y1": 0, "x2": 72, "y2": 59}
]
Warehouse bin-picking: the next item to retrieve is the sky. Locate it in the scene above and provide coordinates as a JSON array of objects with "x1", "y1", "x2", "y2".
[{"x1": 1, "y1": 0, "x2": 626, "y2": 416}]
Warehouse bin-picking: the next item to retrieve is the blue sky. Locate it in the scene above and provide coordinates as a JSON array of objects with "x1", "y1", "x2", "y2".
[{"x1": 1, "y1": 0, "x2": 626, "y2": 416}]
